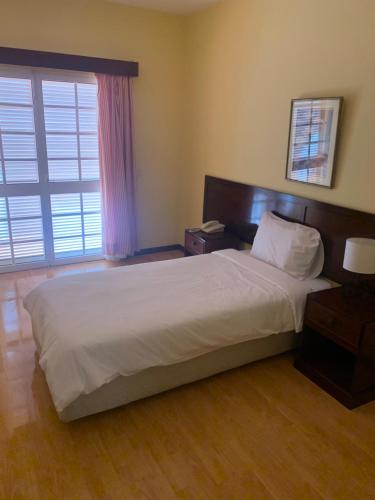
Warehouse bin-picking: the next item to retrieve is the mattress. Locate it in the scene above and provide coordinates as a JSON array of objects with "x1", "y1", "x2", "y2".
[{"x1": 24, "y1": 249, "x2": 331, "y2": 417}]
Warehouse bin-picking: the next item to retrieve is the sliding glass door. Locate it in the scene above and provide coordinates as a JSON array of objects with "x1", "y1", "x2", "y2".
[{"x1": 0, "y1": 66, "x2": 102, "y2": 272}]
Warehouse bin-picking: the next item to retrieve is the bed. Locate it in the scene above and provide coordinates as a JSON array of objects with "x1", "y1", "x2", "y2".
[
  {"x1": 24, "y1": 176, "x2": 375, "y2": 421},
  {"x1": 25, "y1": 249, "x2": 330, "y2": 421}
]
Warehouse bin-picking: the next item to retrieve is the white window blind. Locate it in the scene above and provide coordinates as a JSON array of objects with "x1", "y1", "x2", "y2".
[
  {"x1": 0, "y1": 195, "x2": 45, "y2": 264},
  {"x1": 51, "y1": 192, "x2": 101, "y2": 258},
  {"x1": 0, "y1": 68, "x2": 102, "y2": 271},
  {"x1": 43, "y1": 81, "x2": 99, "y2": 182},
  {"x1": 0, "y1": 77, "x2": 39, "y2": 185}
]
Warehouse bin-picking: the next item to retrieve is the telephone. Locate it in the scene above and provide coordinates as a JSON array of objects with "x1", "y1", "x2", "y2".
[{"x1": 200, "y1": 220, "x2": 225, "y2": 234}]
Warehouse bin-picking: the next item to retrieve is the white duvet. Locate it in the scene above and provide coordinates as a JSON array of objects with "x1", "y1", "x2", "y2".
[{"x1": 24, "y1": 249, "x2": 330, "y2": 413}]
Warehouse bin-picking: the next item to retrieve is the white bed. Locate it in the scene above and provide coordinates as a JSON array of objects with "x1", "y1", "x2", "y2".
[{"x1": 24, "y1": 249, "x2": 331, "y2": 421}]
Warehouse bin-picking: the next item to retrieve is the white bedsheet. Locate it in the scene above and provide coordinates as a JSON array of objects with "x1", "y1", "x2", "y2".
[{"x1": 24, "y1": 249, "x2": 330, "y2": 412}]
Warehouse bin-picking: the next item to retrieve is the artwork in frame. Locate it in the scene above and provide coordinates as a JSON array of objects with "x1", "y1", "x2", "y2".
[{"x1": 286, "y1": 97, "x2": 343, "y2": 188}]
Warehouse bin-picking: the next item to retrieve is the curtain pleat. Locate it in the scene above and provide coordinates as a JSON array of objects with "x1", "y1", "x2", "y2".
[{"x1": 96, "y1": 74, "x2": 137, "y2": 260}]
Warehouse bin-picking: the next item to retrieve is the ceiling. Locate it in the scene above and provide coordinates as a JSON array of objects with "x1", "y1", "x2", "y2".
[{"x1": 108, "y1": 0, "x2": 220, "y2": 15}]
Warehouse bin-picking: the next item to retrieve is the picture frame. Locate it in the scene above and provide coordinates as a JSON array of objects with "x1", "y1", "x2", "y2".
[{"x1": 286, "y1": 97, "x2": 343, "y2": 188}]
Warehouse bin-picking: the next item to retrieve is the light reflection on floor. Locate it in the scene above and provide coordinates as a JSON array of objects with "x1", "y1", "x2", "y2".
[{"x1": 0, "y1": 251, "x2": 183, "y2": 433}]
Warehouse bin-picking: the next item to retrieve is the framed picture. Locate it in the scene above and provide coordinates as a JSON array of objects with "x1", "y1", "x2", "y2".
[{"x1": 286, "y1": 97, "x2": 343, "y2": 188}]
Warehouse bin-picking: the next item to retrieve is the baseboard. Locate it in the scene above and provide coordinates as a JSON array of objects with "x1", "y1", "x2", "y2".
[{"x1": 135, "y1": 244, "x2": 184, "y2": 256}]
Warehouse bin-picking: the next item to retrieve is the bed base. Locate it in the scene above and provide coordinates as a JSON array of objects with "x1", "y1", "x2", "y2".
[{"x1": 59, "y1": 331, "x2": 296, "y2": 422}]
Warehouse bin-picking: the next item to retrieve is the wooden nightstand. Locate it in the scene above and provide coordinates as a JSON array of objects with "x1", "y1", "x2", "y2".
[
  {"x1": 184, "y1": 229, "x2": 240, "y2": 256},
  {"x1": 295, "y1": 287, "x2": 375, "y2": 409}
]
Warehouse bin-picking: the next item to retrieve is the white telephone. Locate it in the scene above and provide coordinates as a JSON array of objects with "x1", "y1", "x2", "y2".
[{"x1": 200, "y1": 220, "x2": 225, "y2": 234}]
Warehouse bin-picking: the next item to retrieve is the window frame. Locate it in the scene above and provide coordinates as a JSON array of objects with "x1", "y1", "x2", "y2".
[{"x1": 0, "y1": 64, "x2": 103, "y2": 273}]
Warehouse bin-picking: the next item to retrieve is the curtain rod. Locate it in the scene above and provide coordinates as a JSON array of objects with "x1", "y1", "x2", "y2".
[{"x1": 0, "y1": 47, "x2": 139, "y2": 77}]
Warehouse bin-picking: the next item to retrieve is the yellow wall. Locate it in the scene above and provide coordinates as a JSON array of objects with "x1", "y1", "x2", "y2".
[
  {"x1": 183, "y1": 0, "x2": 375, "y2": 231},
  {"x1": 1, "y1": 0, "x2": 375, "y2": 247},
  {"x1": 0, "y1": 0, "x2": 185, "y2": 248}
]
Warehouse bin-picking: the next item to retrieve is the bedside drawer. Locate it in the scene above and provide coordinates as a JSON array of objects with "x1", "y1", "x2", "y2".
[
  {"x1": 185, "y1": 232, "x2": 205, "y2": 255},
  {"x1": 305, "y1": 300, "x2": 361, "y2": 351}
]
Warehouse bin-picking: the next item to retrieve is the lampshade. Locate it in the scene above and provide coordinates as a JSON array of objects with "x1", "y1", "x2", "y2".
[{"x1": 343, "y1": 238, "x2": 375, "y2": 274}]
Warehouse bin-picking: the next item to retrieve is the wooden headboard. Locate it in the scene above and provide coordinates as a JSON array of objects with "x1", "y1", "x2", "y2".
[{"x1": 203, "y1": 175, "x2": 375, "y2": 285}]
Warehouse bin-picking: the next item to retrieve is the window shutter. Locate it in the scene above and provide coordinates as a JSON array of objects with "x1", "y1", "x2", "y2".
[{"x1": 0, "y1": 71, "x2": 102, "y2": 270}]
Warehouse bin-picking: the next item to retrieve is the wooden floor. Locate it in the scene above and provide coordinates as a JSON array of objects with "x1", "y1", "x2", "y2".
[{"x1": 0, "y1": 251, "x2": 374, "y2": 499}]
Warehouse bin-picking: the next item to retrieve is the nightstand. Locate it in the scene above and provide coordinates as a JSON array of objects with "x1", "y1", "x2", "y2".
[
  {"x1": 295, "y1": 287, "x2": 375, "y2": 409},
  {"x1": 184, "y1": 229, "x2": 240, "y2": 256}
]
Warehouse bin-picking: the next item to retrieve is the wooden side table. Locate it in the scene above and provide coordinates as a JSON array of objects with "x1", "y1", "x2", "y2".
[
  {"x1": 295, "y1": 287, "x2": 375, "y2": 409},
  {"x1": 184, "y1": 229, "x2": 240, "y2": 256}
]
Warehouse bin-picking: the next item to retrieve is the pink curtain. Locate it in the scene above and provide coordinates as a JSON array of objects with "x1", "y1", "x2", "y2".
[{"x1": 96, "y1": 74, "x2": 137, "y2": 260}]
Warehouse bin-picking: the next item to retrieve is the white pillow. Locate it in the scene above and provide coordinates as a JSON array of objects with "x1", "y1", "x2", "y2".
[{"x1": 250, "y1": 212, "x2": 324, "y2": 280}]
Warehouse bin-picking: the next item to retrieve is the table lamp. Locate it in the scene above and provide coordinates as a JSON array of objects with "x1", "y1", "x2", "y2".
[{"x1": 343, "y1": 238, "x2": 375, "y2": 296}]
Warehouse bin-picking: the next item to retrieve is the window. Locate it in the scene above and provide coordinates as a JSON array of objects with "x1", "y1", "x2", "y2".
[
  {"x1": 51, "y1": 192, "x2": 102, "y2": 258},
  {"x1": 0, "y1": 66, "x2": 102, "y2": 271}
]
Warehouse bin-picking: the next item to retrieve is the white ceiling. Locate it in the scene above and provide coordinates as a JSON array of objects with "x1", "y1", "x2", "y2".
[{"x1": 108, "y1": 0, "x2": 220, "y2": 15}]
